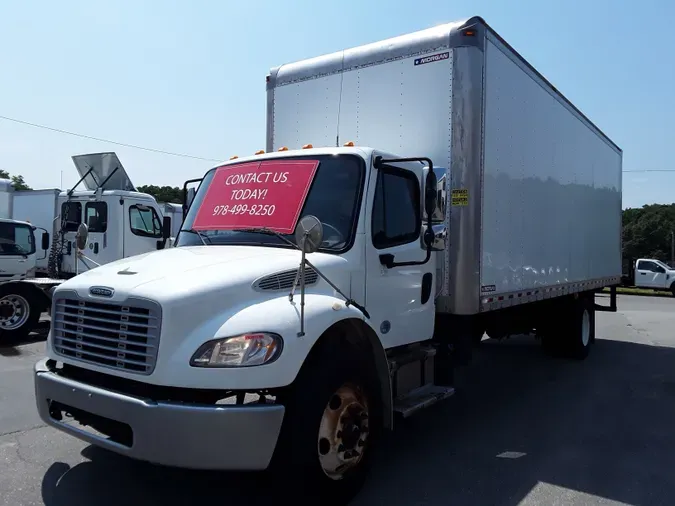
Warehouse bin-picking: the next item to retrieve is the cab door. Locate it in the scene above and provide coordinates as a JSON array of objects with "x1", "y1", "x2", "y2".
[
  {"x1": 123, "y1": 200, "x2": 165, "y2": 258},
  {"x1": 81, "y1": 200, "x2": 119, "y2": 270},
  {"x1": 364, "y1": 157, "x2": 436, "y2": 349},
  {"x1": 635, "y1": 260, "x2": 666, "y2": 289}
]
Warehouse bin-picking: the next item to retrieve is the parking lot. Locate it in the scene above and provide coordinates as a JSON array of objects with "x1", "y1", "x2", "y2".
[{"x1": 1, "y1": 295, "x2": 675, "y2": 506}]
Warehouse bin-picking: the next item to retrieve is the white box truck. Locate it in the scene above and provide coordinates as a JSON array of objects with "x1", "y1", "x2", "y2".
[{"x1": 34, "y1": 17, "x2": 622, "y2": 503}]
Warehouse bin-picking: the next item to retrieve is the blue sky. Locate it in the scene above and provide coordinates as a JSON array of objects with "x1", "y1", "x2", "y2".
[{"x1": 0, "y1": 0, "x2": 673, "y2": 209}]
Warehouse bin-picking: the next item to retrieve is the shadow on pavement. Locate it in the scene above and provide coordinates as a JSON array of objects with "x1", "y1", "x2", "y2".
[
  {"x1": 40, "y1": 336, "x2": 675, "y2": 506},
  {"x1": 0, "y1": 321, "x2": 49, "y2": 356}
]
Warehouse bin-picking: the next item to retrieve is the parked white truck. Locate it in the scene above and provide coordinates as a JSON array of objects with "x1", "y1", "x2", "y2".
[
  {"x1": 34, "y1": 17, "x2": 622, "y2": 503},
  {"x1": 622, "y1": 257, "x2": 675, "y2": 295},
  {"x1": 0, "y1": 153, "x2": 173, "y2": 341}
]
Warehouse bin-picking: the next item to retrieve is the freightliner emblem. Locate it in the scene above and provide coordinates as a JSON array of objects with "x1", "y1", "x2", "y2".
[{"x1": 89, "y1": 286, "x2": 114, "y2": 298}]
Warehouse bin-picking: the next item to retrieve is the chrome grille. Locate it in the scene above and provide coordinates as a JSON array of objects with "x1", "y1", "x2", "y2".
[
  {"x1": 254, "y1": 267, "x2": 319, "y2": 291},
  {"x1": 52, "y1": 295, "x2": 161, "y2": 375}
]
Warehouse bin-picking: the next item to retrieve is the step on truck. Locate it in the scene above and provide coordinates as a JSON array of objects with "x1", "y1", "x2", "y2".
[{"x1": 34, "y1": 16, "x2": 622, "y2": 503}]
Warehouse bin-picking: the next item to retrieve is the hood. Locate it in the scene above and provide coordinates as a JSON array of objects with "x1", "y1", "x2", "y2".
[{"x1": 58, "y1": 245, "x2": 346, "y2": 304}]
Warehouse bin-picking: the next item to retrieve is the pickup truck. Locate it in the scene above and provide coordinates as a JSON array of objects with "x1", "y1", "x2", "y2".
[{"x1": 622, "y1": 257, "x2": 675, "y2": 295}]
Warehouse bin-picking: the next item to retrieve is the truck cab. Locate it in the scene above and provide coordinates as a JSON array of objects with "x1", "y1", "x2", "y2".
[
  {"x1": 0, "y1": 218, "x2": 47, "y2": 281},
  {"x1": 51, "y1": 152, "x2": 172, "y2": 278},
  {"x1": 56, "y1": 191, "x2": 171, "y2": 276},
  {"x1": 34, "y1": 146, "x2": 443, "y2": 501}
]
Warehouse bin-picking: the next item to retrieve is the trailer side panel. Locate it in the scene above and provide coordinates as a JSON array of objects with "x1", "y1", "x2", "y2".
[{"x1": 478, "y1": 33, "x2": 622, "y2": 311}]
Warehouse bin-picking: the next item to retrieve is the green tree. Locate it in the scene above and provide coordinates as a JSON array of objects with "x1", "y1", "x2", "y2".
[
  {"x1": 136, "y1": 184, "x2": 182, "y2": 204},
  {"x1": 0, "y1": 169, "x2": 32, "y2": 190},
  {"x1": 622, "y1": 204, "x2": 675, "y2": 261}
]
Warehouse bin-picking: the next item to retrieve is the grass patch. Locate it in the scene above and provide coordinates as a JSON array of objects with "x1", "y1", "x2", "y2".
[{"x1": 603, "y1": 286, "x2": 673, "y2": 298}]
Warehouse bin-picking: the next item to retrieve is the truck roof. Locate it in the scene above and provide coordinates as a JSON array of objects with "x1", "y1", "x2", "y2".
[
  {"x1": 268, "y1": 16, "x2": 620, "y2": 153},
  {"x1": 58, "y1": 189, "x2": 158, "y2": 202},
  {"x1": 0, "y1": 217, "x2": 32, "y2": 227},
  {"x1": 216, "y1": 145, "x2": 381, "y2": 168}
]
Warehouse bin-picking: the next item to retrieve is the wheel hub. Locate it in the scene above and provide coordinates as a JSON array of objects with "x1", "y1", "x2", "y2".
[
  {"x1": 317, "y1": 383, "x2": 370, "y2": 480},
  {"x1": 0, "y1": 295, "x2": 30, "y2": 331}
]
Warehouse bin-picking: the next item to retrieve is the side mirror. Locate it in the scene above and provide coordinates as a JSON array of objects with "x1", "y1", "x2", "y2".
[
  {"x1": 424, "y1": 169, "x2": 438, "y2": 219},
  {"x1": 41, "y1": 232, "x2": 50, "y2": 250},
  {"x1": 162, "y1": 216, "x2": 172, "y2": 239}
]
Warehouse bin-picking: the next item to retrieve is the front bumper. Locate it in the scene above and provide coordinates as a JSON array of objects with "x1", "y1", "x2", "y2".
[{"x1": 33, "y1": 358, "x2": 285, "y2": 470}]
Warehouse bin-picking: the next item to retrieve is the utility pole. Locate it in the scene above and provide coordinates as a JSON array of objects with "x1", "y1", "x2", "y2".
[{"x1": 671, "y1": 230, "x2": 674, "y2": 266}]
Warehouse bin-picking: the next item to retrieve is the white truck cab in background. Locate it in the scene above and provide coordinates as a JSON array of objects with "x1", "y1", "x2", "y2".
[
  {"x1": 34, "y1": 17, "x2": 623, "y2": 503},
  {"x1": 0, "y1": 153, "x2": 173, "y2": 341},
  {"x1": 47, "y1": 152, "x2": 173, "y2": 278}
]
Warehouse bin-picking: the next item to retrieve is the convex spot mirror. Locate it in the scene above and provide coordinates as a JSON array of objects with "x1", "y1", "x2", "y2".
[
  {"x1": 295, "y1": 215, "x2": 324, "y2": 254},
  {"x1": 76, "y1": 223, "x2": 88, "y2": 250}
]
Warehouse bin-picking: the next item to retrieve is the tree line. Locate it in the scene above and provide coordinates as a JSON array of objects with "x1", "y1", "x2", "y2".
[
  {"x1": 3, "y1": 170, "x2": 674, "y2": 261},
  {"x1": 0, "y1": 169, "x2": 31, "y2": 190}
]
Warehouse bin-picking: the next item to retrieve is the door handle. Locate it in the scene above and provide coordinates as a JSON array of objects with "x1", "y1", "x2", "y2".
[{"x1": 640, "y1": 272, "x2": 647, "y2": 275}]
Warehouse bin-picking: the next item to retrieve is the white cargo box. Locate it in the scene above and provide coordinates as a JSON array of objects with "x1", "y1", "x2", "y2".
[
  {"x1": 266, "y1": 16, "x2": 622, "y2": 315},
  {"x1": 13, "y1": 189, "x2": 60, "y2": 271}
]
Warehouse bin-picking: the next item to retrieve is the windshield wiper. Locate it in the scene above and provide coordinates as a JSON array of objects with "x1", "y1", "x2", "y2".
[
  {"x1": 232, "y1": 227, "x2": 297, "y2": 248},
  {"x1": 180, "y1": 229, "x2": 211, "y2": 245}
]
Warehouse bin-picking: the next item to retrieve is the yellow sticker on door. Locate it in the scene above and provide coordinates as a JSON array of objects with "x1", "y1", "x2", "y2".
[{"x1": 451, "y1": 189, "x2": 469, "y2": 206}]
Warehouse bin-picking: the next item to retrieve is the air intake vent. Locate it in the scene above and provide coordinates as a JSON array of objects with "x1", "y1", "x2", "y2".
[{"x1": 254, "y1": 267, "x2": 319, "y2": 291}]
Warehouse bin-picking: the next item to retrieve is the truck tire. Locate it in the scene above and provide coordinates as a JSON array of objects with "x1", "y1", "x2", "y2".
[
  {"x1": 0, "y1": 284, "x2": 41, "y2": 343},
  {"x1": 541, "y1": 296, "x2": 594, "y2": 360},
  {"x1": 565, "y1": 297, "x2": 595, "y2": 360},
  {"x1": 272, "y1": 339, "x2": 380, "y2": 504}
]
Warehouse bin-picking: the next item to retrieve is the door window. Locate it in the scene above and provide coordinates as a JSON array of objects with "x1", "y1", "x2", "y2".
[
  {"x1": 371, "y1": 168, "x2": 421, "y2": 249},
  {"x1": 129, "y1": 205, "x2": 163, "y2": 238},
  {"x1": 85, "y1": 202, "x2": 108, "y2": 233},
  {"x1": 0, "y1": 223, "x2": 35, "y2": 255},
  {"x1": 61, "y1": 202, "x2": 82, "y2": 232},
  {"x1": 637, "y1": 260, "x2": 664, "y2": 273}
]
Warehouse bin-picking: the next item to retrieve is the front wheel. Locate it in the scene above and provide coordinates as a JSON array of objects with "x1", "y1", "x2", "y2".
[
  {"x1": 0, "y1": 284, "x2": 41, "y2": 342},
  {"x1": 272, "y1": 340, "x2": 379, "y2": 504}
]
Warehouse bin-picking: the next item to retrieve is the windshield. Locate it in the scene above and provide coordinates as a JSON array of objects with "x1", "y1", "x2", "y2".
[
  {"x1": 654, "y1": 259, "x2": 671, "y2": 270},
  {"x1": 177, "y1": 154, "x2": 364, "y2": 252},
  {"x1": 0, "y1": 222, "x2": 35, "y2": 256}
]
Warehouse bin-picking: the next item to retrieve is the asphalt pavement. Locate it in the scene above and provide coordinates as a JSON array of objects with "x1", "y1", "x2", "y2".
[{"x1": 1, "y1": 295, "x2": 675, "y2": 506}]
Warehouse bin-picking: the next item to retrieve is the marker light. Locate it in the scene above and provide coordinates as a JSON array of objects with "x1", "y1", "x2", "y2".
[
  {"x1": 278, "y1": 146, "x2": 289, "y2": 151},
  {"x1": 229, "y1": 155, "x2": 239, "y2": 160},
  {"x1": 255, "y1": 150, "x2": 265, "y2": 155},
  {"x1": 343, "y1": 141, "x2": 355, "y2": 147},
  {"x1": 463, "y1": 29, "x2": 476, "y2": 36},
  {"x1": 190, "y1": 332, "x2": 283, "y2": 367},
  {"x1": 302, "y1": 144, "x2": 313, "y2": 149}
]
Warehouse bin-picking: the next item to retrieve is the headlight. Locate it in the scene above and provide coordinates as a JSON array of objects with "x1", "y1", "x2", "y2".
[{"x1": 190, "y1": 332, "x2": 283, "y2": 368}]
